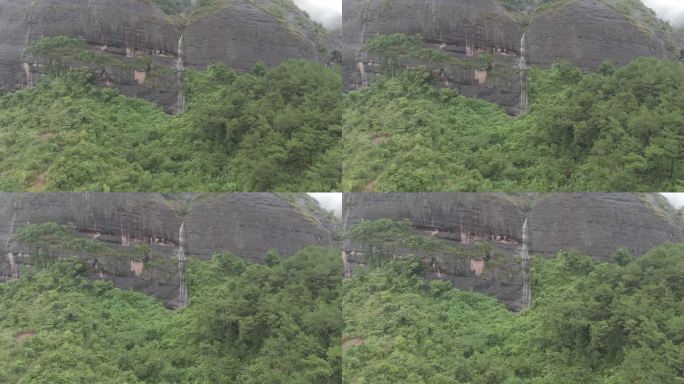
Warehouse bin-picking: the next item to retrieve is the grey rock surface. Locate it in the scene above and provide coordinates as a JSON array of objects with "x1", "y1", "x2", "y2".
[
  {"x1": 343, "y1": 193, "x2": 682, "y2": 310},
  {"x1": 0, "y1": 193, "x2": 336, "y2": 308},
  {"x1": 342, "y1": 0, "x2": 671, "y2": 113},
  {"x1": 526, "y1": 0, "x2": 666, "y2": 69},
  {"x1": 0, "y1": 0, "x2": 333, "y2": 112},
  {"x1": 183, "y1": 193, "x2": 335, "y2": 263},
  {"x1": 528, "y1": 193, "x2": 681, "y2": 261},
  {"x1": 343, "y1": 0, "x2": 523, "y2": 113},
  {"x1": 184, "y1": 0, "x2": 326, "y2": 71},
  {"x1": 677, "y1": 28, "x2": 684, "y2": 60},
  {"x1": 0, "y1": 0, "x2": 181, "y2": 110},
  {"x1": 343, "y1": 193, "x2": 530, "y2": 309}
]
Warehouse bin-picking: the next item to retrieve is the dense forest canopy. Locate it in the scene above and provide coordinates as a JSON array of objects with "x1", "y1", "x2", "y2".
[
  {"x1": 342, "y1": 242, "x2": 684, "y2": 383},
  {"x1": 0, "y1": 39, "x2": 342, "y2": 192},
  {"x1": 343, "y1": 50, "x2": 684, "y2": 192},
  {"x1": 0, "y1": 245, "x2": 341, "y2": 383}
]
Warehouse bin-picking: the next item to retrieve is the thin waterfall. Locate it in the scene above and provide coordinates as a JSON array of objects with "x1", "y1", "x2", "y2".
[
  {"x1": 177, "y1": 221, "x2": 188, "y2": 308},
  {"x1": 520, "y1": 218, "x2": 532, "y2": 309},
  {"x1": 519, "y1": 32, "x2": 528, "y2": 115},
  {"x1": 342, "y1": 251, "x2": 352, "y2": 278},
  {"x1": 5, "y1": 213, "x2": 18, "y2": 280},
  {"x1": 20, "y1": 1, "x2": 37, "y2": 88},
  {"x1": 120, "y1": 217, "x2": 130, "y2": 246},
  {"x1": 7, "y1": 253, "x2": 17, "y2": 280},
  {"x1": 355, "y1": 0, "x2": 371, "y2": 88},
  {"x1": 357, "y1": 61, "x2": 369, "y2": 88},
  {"x1": 176, "y1": 35, "x2": 186, "y2": 114}
]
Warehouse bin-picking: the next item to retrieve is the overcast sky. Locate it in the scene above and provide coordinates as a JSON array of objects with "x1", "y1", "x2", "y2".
[
  {"x1": 293, "y1": 0, "x2": 342, "y2": 29},
  {"x1": 662, "y1": 193, "x2": 684, "y2": 209},
  {"x1": 308, "y1": 193, "x2": 342, "y2": 217},
  {"x1": 292, "y1": 0, "x2": 683, "y2": 29},
  {"x1": 639, "y1": 0, "x2": 684, "y2": 26},
  {"x1": 309, "y1": 194, "x2": 683, "y2": 219}
]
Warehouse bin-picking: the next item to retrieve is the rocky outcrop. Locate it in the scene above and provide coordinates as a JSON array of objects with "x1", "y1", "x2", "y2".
[
  {"x1": 0, "y1": 193, "x2": 336, "y2": 308},
  {"x1": 527, "y1": 193, "x2": 681, "y2": 261},
  {"x1": 343, "y1": 0, "x2": 523, "y2": 113},
  {"x1": 183, "y1": 193, "x2": 336, "y2": 264},
  {"x1": 343, "y1": 193, "x2": 682, "y2": 310},
  {"x1": 343, "y1": 0, "x2": 672, "y2": 114},
  {"x1": 0, "y1": 0, "x2": 334, "y2": 112},
  {"x1": 327, "y1": 28, "x2": 344, "y2": 66},
  {"x1": 0, "y1": 0, "x2": 181, "y2": 110},
  {"x1": 677, "y1": 28, "x2": 684, "y2": 61},
  {"x1": 526, "y1": 0, "x2": 667, "y2": 70},
  {"x1": 184, "y1": 0, "x2": 328, "y2": 72},
  {"x1": 343, "y1": 193, "x2": 529, "y2": 308}
]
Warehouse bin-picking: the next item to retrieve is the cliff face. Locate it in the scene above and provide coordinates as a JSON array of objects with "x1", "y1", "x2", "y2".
[
  {"x1": 0, "y1": 0, "x2": 181, "y2": 110},
  {"x1": 0, "y1": 0, "x2": 333, "y2": 112},
  {"x1": 184, "y1": 0, "x2": 328, "y2": 71},
  {"x1": 343, "y1": 193, "x2": 682, "y2": 310},
  {"x1": 343, "y1": 0, "x2": 672, "y2": 113},
  {"x1": 0, "y1": 193, "x2": 336, "y2": 308},
  {"x1": 182, "y1": 193, "x2": 336, "y2": 264},
  {"x1": 343, "y1": 0, "x2": 523, "y2": 113},
  {"x1": 343, "y1": 193, "x2": 529, "y2": 308},
  {"x1": 526, "y1": 0, "x2": 667, "y2": 69},
  {"x1": 527, "y1": 194, "x2": 681, "y2": 261}
]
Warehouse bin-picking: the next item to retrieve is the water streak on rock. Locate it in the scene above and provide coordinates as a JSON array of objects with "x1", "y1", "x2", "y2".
[
  {"x1": 177, "y1": 221, "x2": 187, "y2": 308},
  {"x1": 520, "y1": 217, "x2": 531, "y2": 309},
  {"x1": 5, "y1": 213, "x2": 18, "y2": 280},
  {"x1": 176, "y1": 35, "x2": 186, "y2": 113},
  {"x1": 519, "y1": 32, "x2": 528, "y2": 115}
]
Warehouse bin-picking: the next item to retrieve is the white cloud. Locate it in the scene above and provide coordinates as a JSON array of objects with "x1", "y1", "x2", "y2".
[
  {"x1": 293, "y1": 0, "x2": 342, "y2": 29},
  {"x1": 642, "y1": 0, "x2": 684, "y2": 27},
  {"x1": 308, "y1": 193, "x2": 342, "y2": 217},
  {"x1": 661, "y1": 193, "x2": 684, "y2": 209},
  {"x1": 292, "y1": 1, "x2": 684, "y2": 30}
]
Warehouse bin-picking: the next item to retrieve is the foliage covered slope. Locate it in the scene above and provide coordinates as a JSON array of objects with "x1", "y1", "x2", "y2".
[
  {"x1": 342, "y1": 243, "x2": 684, "y2": 383},
  {"x1": 343, "y1": 57, "x2": 684, "y2": 192},
  {"x1": 0, "y1": 246, "x2": 341, "y2": 383},
  {"x1": 0, "y1": 57, "x2": 342, "y2": 192}
]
